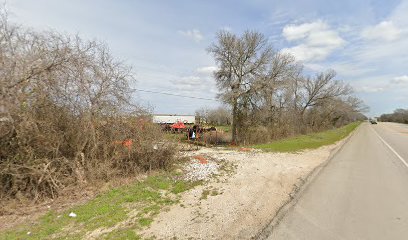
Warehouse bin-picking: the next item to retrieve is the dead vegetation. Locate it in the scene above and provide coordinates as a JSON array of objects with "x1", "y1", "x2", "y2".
[
  {"x1": 0, "y1": 10, "x2": 176, "y2": 202},
  {"x1": 207, "y1": 30, "x2": 367, "y2": 144}
]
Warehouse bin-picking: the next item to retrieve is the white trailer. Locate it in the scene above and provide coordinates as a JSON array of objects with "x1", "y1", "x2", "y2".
[{"x1": 152, "y1": 115, "x2": 195, "y2": 124}]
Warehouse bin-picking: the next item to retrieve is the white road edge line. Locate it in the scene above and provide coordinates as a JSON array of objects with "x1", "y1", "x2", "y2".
[{"x1": 372, "y1": 127, "x2": 408, "y2": 168}]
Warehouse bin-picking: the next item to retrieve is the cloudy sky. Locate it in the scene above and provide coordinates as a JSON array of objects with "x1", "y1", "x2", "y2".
[{"x1": 7, "y1": 0, "x2": 408, "y2": 116}]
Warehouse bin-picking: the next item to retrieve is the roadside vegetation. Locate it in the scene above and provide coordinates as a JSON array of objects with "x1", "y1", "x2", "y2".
[
  {"x1": 205, "y1": 30, "x2": 367, "y2": 145},
  {"x1": 379, "y1": 108, "x2": 408, "y2": 124},
  {"x1": 0, "y1": 173, "x2": 199, "y2": 239},
  {"x1": 0, "y1": 11, "x2": 176, "y2": 202},
  {"x1": 253, "y1": 122, "x2": 360, "y2": 152},
  {"x1": 0, "y1": 5, "x2": 368, "y2": 239}
]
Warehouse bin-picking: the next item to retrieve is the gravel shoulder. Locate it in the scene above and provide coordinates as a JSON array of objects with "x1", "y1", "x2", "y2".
[{"x1": 142, "y1": 141, "x2": 344, "y2": 239}]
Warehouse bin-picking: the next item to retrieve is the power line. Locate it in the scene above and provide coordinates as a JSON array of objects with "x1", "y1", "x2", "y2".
[{"x1": 132, "y1": 88, "x2": 218, "y2": 101}]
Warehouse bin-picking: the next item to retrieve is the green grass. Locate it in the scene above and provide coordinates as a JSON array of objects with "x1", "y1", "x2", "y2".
[
  {"x1": 253, "y1": 122, "x2": 360, "y2": 152},
  {"x1": 215, "y1": 125, "x2": 231, "y2": 132},
  {"x1": 163, "y1": 132, "x2": 187, "y2": 142},
  {"x1": 0, "y1": 174, "x2": 199, "y2": 240},
  {"x1": 200, "y1": 187, "x2": 220, "y2": 200},
  {"x1": 171, "y1": 180, "x2": 201, "y2": 194},
  {"x1": 138, "y1": 218, "x2": 153, "y2": 227}
]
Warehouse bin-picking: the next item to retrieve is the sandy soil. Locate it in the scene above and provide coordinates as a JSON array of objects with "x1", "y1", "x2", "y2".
[{"x1": 142, "y1": 143, "x2": 342, "y2": 240}]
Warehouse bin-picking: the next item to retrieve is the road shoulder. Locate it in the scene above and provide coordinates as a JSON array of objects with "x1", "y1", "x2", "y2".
[
  {"x1": 142, "y1": 134, "x2": 354, "y2": 239},
  {"x1": 255, "y1": 125, "x2": 360, "y2": 239}
]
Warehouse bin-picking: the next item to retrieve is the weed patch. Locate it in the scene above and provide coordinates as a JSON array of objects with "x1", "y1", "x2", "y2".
[
  {"x1": 200, "y1": 189, "x2": 211, "y2": 200},
  {"x1": 0, "y1": 173, "x2": 200, "y2": 239},
  {"x1": 200, "y1": 187, "x2": 220, "y2": 200}
]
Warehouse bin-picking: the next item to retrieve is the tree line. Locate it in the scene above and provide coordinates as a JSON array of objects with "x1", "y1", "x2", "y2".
[
  {"x1": 207, "y1": 30, "x2": 366, "y2": 144},
  {"x1": 379, "y1": 109, "x2": 408, "y2": 124},
  {"x1": 195, "y1": 107, "x2": 232, "y2": 126}
]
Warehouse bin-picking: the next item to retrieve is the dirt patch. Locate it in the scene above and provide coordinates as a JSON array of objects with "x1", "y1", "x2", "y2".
[
  {"x1": 193, "y1": 155, "x2": 209, "y2": 164},
  {"x1": 142, "y1": 143, "x2": 342, "y2": 239}
]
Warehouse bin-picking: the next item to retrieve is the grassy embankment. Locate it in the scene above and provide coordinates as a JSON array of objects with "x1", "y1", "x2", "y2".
[
  {"x1": 1, "y1": 174, "x2": 199, "y2": 240},
  {"x1": 253, "y1": 122, "x2": 360, "y2": 152}
]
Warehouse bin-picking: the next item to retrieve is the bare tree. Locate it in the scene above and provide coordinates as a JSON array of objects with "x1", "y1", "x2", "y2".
[
  {"x1": 300, "y1": 70, "x2": 352, "y2": 115},
  {"x1": 207, "y1": 30, "x2": 273, "y2": 143},
  {"x1": 207, "y1": 30, "x2": 365, "y2": 144},
  {"x1": 203, "y1": 107, "x2": 232, "y2": 126},
  {"x1": 254, "y1": 53, "x2": 302, "y2": 127}
]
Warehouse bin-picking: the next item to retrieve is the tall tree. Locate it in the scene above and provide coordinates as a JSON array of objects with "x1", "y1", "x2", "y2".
[
  {"x1": 301, "y1": 70, "x2": 352, "y2": 115},
  {"x1": 207, "y1": 30, "x2": 273, "y2": 143}
]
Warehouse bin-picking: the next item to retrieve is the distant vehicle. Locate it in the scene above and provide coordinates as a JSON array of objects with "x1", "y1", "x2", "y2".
[{"x1": 370, "y1": 119, "x2": 377, "y2": 124}]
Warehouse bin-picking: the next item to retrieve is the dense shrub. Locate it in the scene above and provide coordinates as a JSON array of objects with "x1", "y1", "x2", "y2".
[
  {"x1": 0, "y1": 11, "x2": 175, "y2": 200},
  {"x1": 201, "y1": 131, "x2": 232, "y2": 145}
]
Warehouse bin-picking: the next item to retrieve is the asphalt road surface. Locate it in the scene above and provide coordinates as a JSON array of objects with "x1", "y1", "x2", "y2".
[{"x1": 267, "y1": 122, "x2": 408, "y2": 240}]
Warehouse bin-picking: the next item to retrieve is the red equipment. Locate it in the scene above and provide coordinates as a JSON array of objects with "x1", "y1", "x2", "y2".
[{"x1": 171, "y1": 121, "x2": 186, "y2": 130}]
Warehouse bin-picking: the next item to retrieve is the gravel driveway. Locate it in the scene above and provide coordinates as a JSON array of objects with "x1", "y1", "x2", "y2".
[{"x1": 142, "y1": 142, "x2": 343, "y2": 239}]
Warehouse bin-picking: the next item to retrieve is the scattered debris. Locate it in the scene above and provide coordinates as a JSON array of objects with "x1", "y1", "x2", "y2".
[
  {"x1": 193, "y1": 155, "x2": 208, "y2": 164},
  {"x1": 183, "y1": 157, "x2": 219, "y2": 181}
]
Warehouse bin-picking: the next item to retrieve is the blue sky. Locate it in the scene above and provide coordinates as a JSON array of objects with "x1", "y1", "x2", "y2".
[{"x1": 7, "y1": 0, "x2": 408, "y2": 116}]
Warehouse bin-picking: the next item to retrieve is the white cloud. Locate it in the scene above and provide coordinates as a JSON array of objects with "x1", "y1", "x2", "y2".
[
  {"x1": 175, "y1": 76, "x2": 202, "y2": 87},
  {"x1": 283, "y1": 44, "x2": 329, "y2": 62},
  {"x1": 283, "y1": 20, "x2": 327, "y2": 41},
  {"x1": 390, "y1": 0, "x2": 408, "y2": 26},
  {"x1": 354, "y1": 75, "x2": 408, "y2": 94},
  {"x1": 357, "y1": 86, "x2": 386, "y2": 93},
  {"x1": 391, "y1": 75, "x2": 408, "y2": 85},
  {"x1": 173, "y1": 66, "x2": 219, "y2": 92},
  {"x1": 179, "y1": 29, "x2": 203, "y2": 42},
  {"x1": 329, "y1": 62, "x2": 376, "y2": 78},
  {"x1": 282, "y1": 20, "x2": 345, "y2": 62},
  {"x1": 174, "y1": 75, "x2": 217, "y2": 92},
  {"x1": 196, "y1": 66, "x2": 217, "y2": 75},
  {"x1": 303, "y1": 63, "x2": 325, "y2": 72},
  {"x1": 361, "y1": 21, "x2": 401, "y2": 41}
]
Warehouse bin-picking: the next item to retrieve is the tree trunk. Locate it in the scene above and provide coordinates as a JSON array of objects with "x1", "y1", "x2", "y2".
[{"x1": 232, "y1": 100, "x2": 238, "y2": 144}]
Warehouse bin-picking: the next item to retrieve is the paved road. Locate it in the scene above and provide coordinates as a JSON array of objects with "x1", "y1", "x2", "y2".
[{"x1": 267, "y1": 122, "x2": 408, "y2": 240}]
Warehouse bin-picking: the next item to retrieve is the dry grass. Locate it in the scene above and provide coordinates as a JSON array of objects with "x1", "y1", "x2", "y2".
[{"x1": 202, "y1": 131, "x2": 232, "y2": 145}]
